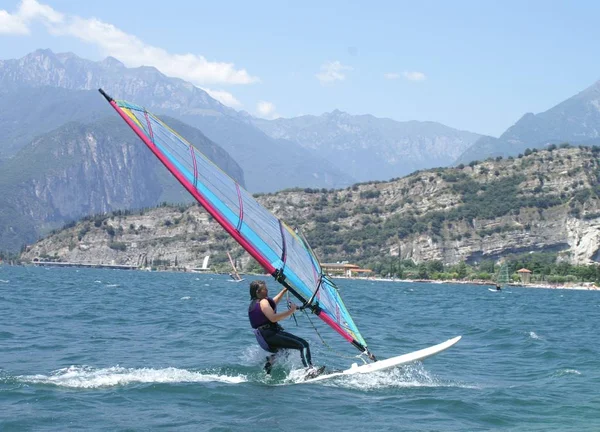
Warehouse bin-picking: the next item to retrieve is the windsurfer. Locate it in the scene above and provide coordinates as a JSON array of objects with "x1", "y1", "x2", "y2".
[{"x1": 248, "y1": 280, "x2": 319, "y2": 375}]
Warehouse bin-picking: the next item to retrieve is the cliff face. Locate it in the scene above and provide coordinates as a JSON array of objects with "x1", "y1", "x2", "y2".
[
  {"x1": 1, "y1": 119, "x2": 161, "y2": 250},
  {"x1": 21, "y1": 206, "x2": 217, "y2": 269},
  {"x1": 21, "y1": 147, "x2": 600, "y2": 268},
  {"x1": 0, "y1": 113, "x2": 245, "y2": 252}
]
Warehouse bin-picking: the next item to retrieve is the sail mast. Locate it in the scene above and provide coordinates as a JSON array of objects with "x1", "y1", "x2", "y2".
[{"x1": 227, "y1": 252, "x2": 242, "y2": 281}]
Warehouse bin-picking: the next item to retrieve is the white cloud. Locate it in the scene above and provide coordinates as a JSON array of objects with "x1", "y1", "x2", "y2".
[
  {"x1": 1, "y1": 1, "x2": 258, "y2": 86},
  {"x1": 0, "y1": 0, "x2": 63, "y2": 34},
  {"x1": 0, "y1": 10, "x2": 28, "y2": 34},
  {"x1": 19, "y1": 0, "x2": 62, "y2": 23},
  {"x1": 403, "y1": 71, "x2": 426, "y2": 81},
  {"x1": 256, "y1": 101, "x2": 279, "y2": 119},
  {"x1": 316, "y1": 61, "x2": 352, "y2": 84},
  {"x1": 202, "y1": 88, "x2": 242, "y2": 108},
  {"x1": 384, "y1": 72, "x2": 400, "y2": 80}
]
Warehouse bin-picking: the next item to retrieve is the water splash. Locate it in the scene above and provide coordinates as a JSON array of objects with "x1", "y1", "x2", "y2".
[
  {"x1": 17, "y1": 365, "x2": 247, "y2": 388},
  {"x1": 277, "y1": 362, "x2": 478, "y2": 390},
  {"x1": 529, "y1": 331, "x2": 541, "y2": 340}
]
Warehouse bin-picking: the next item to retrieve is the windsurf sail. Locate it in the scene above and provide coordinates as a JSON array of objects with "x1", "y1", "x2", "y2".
[
  {"x1": 99, "y1": 89, "x2": 375, "y2": 360},
  {"x1": 497, "y1": 263, "x2": 510, "y2": 287},
  {"x1": 227, "y1": 251, "x2": 244, "y2": 282}
]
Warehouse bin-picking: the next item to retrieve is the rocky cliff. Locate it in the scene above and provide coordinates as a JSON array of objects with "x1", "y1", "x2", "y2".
[
  {"x1": 0, "y1": 115, "x2": 244, "y2": 252},
  {"x1": 21, "y1": 147, "x2": 600, "y2": 268}
]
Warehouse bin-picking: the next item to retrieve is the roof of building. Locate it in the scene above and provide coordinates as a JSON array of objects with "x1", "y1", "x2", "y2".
[{"x1": 321, "y1": 263, "x2": 360, "y2": 269}]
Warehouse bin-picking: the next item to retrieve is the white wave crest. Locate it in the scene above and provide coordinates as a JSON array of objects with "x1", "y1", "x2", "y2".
[
  {"x1": 554, "y1": 369, "x2": 581, "y2": 377},
  {"x1": 529, "y1": 331, "x2": 541, "y2": 339},
  {"x1": 18, "y1": 365, "x2": 247, "y2": 388},
  {"x1": 0, "y1": 279, "x2": 9, "y2": 283}
]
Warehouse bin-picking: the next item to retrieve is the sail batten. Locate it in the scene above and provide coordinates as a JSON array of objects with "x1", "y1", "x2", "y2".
[{"x1": 99, "y1": 89, "x2": 371, "y2": 356}]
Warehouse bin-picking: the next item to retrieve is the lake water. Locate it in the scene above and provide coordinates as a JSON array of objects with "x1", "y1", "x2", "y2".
[{"x1": 1, "y1": 266, "x2": 599, "y2": 431}]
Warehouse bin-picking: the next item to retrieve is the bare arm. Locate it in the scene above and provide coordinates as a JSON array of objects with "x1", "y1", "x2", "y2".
[
  {"x1": 272, "y1": 287, "x2": 288, "y2": 305},
  {"x1": 260, "y1": 298, "x2": 296, "y2": 323}
]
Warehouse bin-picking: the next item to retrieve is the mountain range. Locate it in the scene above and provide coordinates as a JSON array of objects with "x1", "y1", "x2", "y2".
[
  {"x1": 2, "y1": 48, "x2": 600, "y2": 254},
  {"x1": 456, "y1": 80, "x2": 600, "y2": 164},
  {"x1": 0, "y1": 49, "x2": 487, "y2": 186},
  {"x1": 252, "y1": 112, "x2": 480, "y2": 182},
  {"x1": 20, "y1": 147, "x2": 600, "y2": 268},
  {"x1": 0, "y1": 49, "x2": 354, "y2": 192}
]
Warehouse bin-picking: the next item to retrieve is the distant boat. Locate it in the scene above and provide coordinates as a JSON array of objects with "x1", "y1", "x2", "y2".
[
  {"x1": 227, "y1": 252, "x2": 244, "y2": 283},
  {"x1": 190, "y1": 255, "x2": 211, "y2": 273}
]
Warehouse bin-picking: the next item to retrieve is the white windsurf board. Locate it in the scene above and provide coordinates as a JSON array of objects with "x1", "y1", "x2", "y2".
[{"x1": 301, "y1": 335, "x2": 462, "y2": 384}]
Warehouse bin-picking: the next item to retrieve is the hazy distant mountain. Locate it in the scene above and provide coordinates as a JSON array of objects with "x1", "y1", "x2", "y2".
[
  {"x1": 456, "y1": 80, "x2": 600, "y2": 164},
  {"x1": 252, "y1": 111, "x2": 482, "y2": 182},
  {"x1": 0, "y1": 49, "x2": 234, "y2": 116},
  {"x1": 0, "y1": 87, "x2": 107, "y2": 158},
  {"x1": 0, "y1": 49, "x2": 353, "y2": 192}
]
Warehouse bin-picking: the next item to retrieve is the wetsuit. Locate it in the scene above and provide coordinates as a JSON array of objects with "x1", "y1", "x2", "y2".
[{"x1": 248, "y1": 297, "x2": 312, "y2": 367}]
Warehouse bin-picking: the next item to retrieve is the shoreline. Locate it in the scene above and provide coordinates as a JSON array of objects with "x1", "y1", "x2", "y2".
[
  {"x1": 7, "y1": 261, "x2": 599, "y2": 291},
  {"x1": 332, "y1": 275, "x2": 600, "y2": 291}
]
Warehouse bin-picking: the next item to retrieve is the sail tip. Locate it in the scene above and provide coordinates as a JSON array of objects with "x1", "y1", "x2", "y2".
[{"x1": 98, "y1": 88, "x2": 113, "y2": 102}]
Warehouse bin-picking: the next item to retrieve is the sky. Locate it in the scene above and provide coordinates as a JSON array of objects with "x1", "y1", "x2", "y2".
[{"x1": 1, "y1": 0, "x2": 600, "y2": 137}]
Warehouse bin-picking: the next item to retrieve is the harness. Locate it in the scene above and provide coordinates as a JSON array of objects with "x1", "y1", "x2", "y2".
[
  {"x1": 256, "y1": 322, "x2": 283, "y2": 331},
  {"x1": 253, "y1": 322, "x2": 283, "y2": 353},
  {"x1": 253, "y1": 328, "x2": 277, "y2": 353}
]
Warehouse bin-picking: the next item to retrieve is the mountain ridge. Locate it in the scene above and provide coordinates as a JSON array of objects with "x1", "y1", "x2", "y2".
[
  {"x1": 456, "y1": 79, "x2": 600, "y2": 164},
  {"x1": 20, "y1": 146, "x2": 600, "y2": 268}
]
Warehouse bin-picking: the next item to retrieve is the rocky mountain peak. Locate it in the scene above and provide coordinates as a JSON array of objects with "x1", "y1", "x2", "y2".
[{"x1": 99, "y1": 56, "x2": 125, "y2": 69}]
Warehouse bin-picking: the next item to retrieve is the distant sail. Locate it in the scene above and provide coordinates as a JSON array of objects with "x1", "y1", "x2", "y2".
[
  {"x1": 99, "y1": 89, "x2": 373, "y2": 358},
  {"x1": 497, "y1": 264, "x2": 510, "y2": 286},
  {"x1": 202, "y1": 255, "x2": 210, "y2": 270},
  {"x1": 227, "y1": 251, "x2": 244, "y2": 282}
]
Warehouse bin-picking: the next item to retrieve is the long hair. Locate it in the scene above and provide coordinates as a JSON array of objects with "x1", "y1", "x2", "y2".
[{"x1": 249, "y1": 280, "x2": 266, "y2": 299}]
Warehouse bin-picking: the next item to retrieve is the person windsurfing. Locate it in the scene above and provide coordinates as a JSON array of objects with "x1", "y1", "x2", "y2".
[{"x1": 248, "y1": 280, "x2": 324, "y2": 378}]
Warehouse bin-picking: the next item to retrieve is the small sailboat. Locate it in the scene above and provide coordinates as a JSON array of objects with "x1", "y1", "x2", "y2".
[{"x1": 227, "y1": 252, "x2": 245, "y2": 283}]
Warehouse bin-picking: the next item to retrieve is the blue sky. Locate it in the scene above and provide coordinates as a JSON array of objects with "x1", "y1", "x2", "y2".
[{"x1": 1, "y1": 0, "x2": 600, "y2": 136}]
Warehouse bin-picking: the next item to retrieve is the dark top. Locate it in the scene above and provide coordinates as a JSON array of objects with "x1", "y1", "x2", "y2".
[{"x1": 248, "y1": 297, "x2": 277, "y2": 329}]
